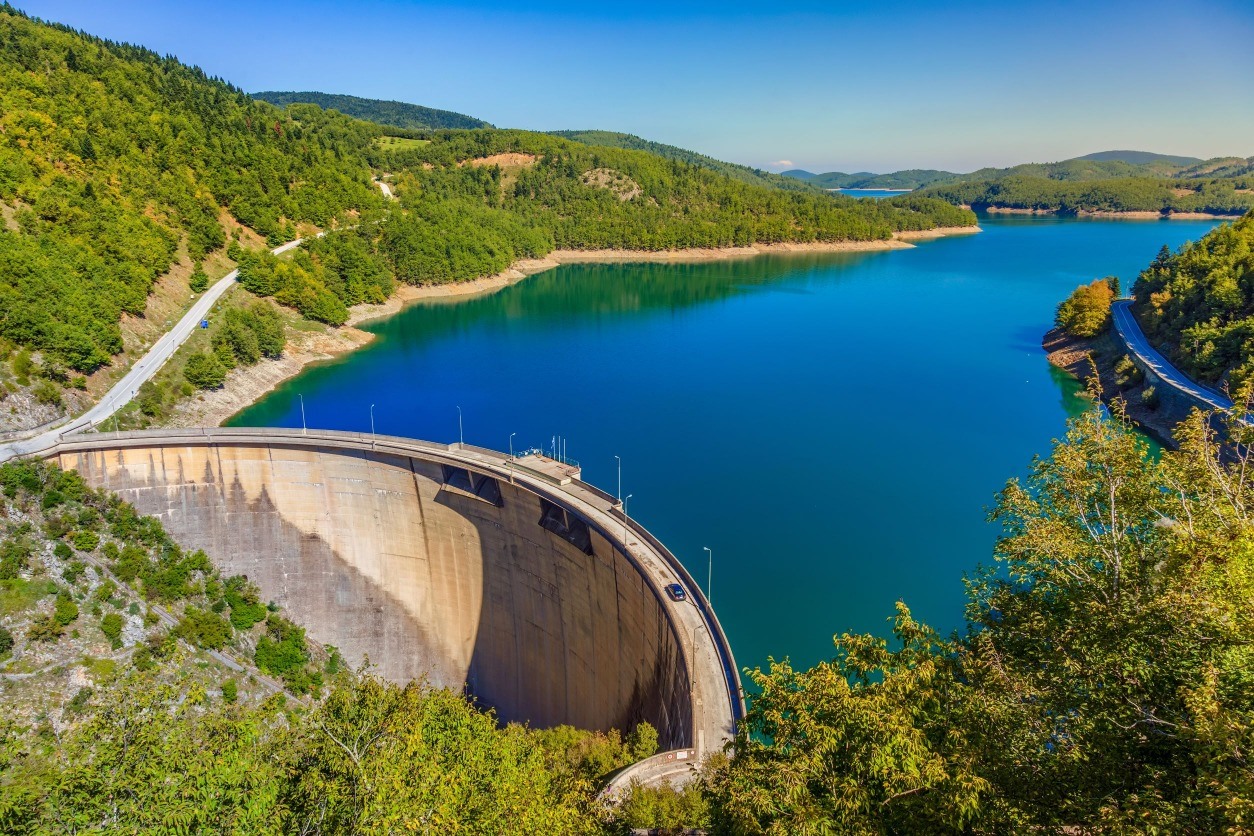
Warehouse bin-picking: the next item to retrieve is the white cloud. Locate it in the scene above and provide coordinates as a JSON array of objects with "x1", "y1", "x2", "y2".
[{"x1": 769, "y1": 160, "x2": 794, "y2": 167}]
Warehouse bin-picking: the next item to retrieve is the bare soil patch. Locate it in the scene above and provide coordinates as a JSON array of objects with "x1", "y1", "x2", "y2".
[
  {"x1": 461, "y1": 153, "x2": 538, "y2": 169},
  {"x1": 582, "y1": 168, "x2": 642, "y2": 201}
]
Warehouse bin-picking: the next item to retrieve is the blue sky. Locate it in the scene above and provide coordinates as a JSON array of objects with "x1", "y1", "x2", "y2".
[{"x1": 18, "y1": 0, "x2": 1254, "y2": 172}]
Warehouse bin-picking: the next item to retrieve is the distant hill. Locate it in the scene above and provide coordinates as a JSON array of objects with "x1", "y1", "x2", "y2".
[
  {"x1": 1073, "y1": 150, "x2": 1202, "y2": 166},
  {"x1": 253, "y1": 91, "x2": 492, "y2": 130},
  {"x1": 549, "y1": 130, "x2": 819, "y2": 192},
  {"x1": 780, "y1": 169, "x2": 955, "y2": 191},
  {"x1": 781, "y1": 150, "x2": 1252, "y2": 198}
]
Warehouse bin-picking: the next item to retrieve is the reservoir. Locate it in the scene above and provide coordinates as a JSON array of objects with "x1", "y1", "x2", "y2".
[{"x1": 230, "y1": 215, "x2": 1223, "y2": 673}]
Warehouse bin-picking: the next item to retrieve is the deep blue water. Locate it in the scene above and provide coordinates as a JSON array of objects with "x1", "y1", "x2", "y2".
[{"x1": 230, "y1": 215, "x2": 1222, "y2": 673}]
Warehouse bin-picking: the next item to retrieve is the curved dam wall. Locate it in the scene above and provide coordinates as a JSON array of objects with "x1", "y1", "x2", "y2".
[{"x1": 54, "y1": 432, "x2": 698, "y2": 748}]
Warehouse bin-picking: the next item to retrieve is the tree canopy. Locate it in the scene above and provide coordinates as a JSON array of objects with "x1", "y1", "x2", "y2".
[{"x1": 1129, "y1": 212, "x2": 1254, "y2": 389}]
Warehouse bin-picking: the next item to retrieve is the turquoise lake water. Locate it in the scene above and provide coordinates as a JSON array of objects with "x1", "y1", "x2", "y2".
[{"x1": 229, "y1": 215, "x2": 1223, "y2": 673}]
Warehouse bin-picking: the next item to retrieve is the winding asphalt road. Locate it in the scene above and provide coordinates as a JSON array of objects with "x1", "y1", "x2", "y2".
[
  {"x1": 1110, "y1": 300, "x2": 1234, "y2": 412},
  {"x1": 0, "y1": 238, "x2": 307, "y2": 463}
]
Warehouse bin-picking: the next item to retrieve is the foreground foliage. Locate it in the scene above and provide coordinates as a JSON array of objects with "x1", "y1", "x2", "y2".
[{"x1": 708, "y1": 403, "x2": 1254, "y2": 833}]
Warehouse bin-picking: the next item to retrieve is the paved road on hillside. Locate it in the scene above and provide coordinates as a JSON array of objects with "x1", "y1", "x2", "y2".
[
  {"x1": 1110, "y1": 300, "x2": 1234, "y2": 412},
  {"x1": 0, "y1": 238, "x2": 306, "y2": 463}
]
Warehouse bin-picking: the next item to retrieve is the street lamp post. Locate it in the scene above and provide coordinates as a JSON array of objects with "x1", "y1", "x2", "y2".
[
  {"x1": 704, "y1": 547, "x2": 713, "y2": 605},
  {"x1": 622, "y1": 494, "x2": 633, "y2": 552},
  {"x1": 614, "y1": 455, "x2": 622, "y2": 503},
  {"x1": 456, "y1": 406, "x2": 464, "y2": 447},
  {"x1": 509, "y1": 432, "x2": 517, "y2": 483},
  {"x1": 298, "y1": 394, "x2": 306, "y2": 435},
  {"x1": 370, "y1": 404, "x2": 376, "y2": 439}
]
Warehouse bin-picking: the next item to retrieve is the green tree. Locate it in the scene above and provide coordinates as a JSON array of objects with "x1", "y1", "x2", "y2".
[
  {"x1": 183, "y1": 352, "x2": 227, "y2": 389},
  {"x1": 189, "y1": 264, "x2": 209, "y2": 294},
  {"x1": 280, "y1": 676, "x2": 600, "y2": 834}
]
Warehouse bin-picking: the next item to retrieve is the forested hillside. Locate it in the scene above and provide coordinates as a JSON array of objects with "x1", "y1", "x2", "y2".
[
  {"x1": 1131, "y1": 211, "x2": 1254, "y2": 387},
  {"x1": 920, "y1": 175, "x2": 1254, "y2": 216},
  {"x1": 550, "y1": 130, "x2": 815, "y2": 192},
  {"x1": 0, "y1": 5, "x2": 382, "y2": 376},
  {"x1": 783, "y1": 168, "x2": 957, "y2": 190},
  {"x1": 0, "y1": 4, "x2": 973, "y2": 405},
  {"x1": 253, "y1": 90, "x2": 492, "y2": 130}
]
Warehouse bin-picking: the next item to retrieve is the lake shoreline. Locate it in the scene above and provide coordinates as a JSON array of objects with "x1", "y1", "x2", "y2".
[
  {"x1": 185, "y1": 227, "x2": 981, "y2": 427},
  {"x1": 345, "y1": 227, "x2": 981, "y2": 325},
  {"x1": 980, "y1": 205, "x2": 1241, "y2": 220},
  {"x1": 1042, "y1": 325, "x2": 1188, "y2": 449}
]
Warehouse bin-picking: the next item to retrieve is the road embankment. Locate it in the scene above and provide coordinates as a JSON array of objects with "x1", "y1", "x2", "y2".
[{"x1": 1043, "y1": 326, "x2": 1193, "y2": 448}]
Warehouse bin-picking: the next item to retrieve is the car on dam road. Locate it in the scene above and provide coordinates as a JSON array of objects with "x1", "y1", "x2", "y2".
[{"x1": 665, "y1": 583, "x2": 687, "y2": 602}]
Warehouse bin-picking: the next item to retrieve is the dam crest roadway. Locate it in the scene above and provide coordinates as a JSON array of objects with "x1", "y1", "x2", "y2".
[{"x1": 33, "y1": 427, "x2": 742, "y2": 791}]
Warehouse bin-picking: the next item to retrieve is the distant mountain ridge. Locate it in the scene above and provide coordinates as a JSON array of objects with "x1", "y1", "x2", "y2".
[
  {"x1": 781, "y1": 150, "x2": 1252, "y2": 191},
  {"x1": 1073, "y1": 150, "x2": 1201, "y2": 166},
  {"x1": 253, "y1": 91, "x2": 491, "y2": 130},
  {"x1": 783, "y1": 169, "x2": 955, "y2": 190}
]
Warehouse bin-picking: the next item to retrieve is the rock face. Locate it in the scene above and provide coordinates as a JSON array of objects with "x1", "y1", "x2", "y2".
[{"x1": 60, "y1": 440, "x2": 693, "y2": 747}]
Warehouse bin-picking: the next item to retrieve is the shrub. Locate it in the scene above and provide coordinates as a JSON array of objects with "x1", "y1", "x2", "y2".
[
  {"x1": 1142, "y1": 385, "x2": 1160, "y2": 410},
  {"x1": 66, "y1": 686, "x2": 94, "y2": 714},
  {"x1": 224, "y1": 576, "x2": 267, "y2": 630},
  {"x1": 100, "y1": 612, "x2": 124, "y2": 649},
  {"x1": 28, "y1": 612, "x2": 63, "y2": 642},
  {"x1": 189, "y1": 264, "x2": 210, "y2": 293},
  {"x1": 0, "y1": 625, "x2": 13, "y2": 656},
  {"x1": 0, "y1": 536, "x2": 34, "y2": 579},
  {"x1": 184, "y1": 352, "x2": 227, "y2": 389},
  {"x1": 61, "y1": 560, "x2": 86, "y2": 584},
  {"x1": 221, "y1": 678, "x2": 238, "y2": 704},
  {"x1": 1113, "y1": 354, "x2": 1143, "y2": 389},
  {"x1": 54, "y1": 591, "x2": 79, "y2": 627},
  {"x1": 31, "y1": 379, "x2": 62, "y2": 407},
  {"x1": 254, "y1": 614, "x2": 314, "y2": 691},
  {"x1": 71, "y1": 530, "x2": 99, "y2": 552},
  {"x1": 92, "y1": 579, "x2": 118, "y2": 603},
  {"x1": 173, "y1": 606, "x2": 231, "y2": 650},
  {"x1": 53, "y1": 541, "x2": 72, "y2": 560}
]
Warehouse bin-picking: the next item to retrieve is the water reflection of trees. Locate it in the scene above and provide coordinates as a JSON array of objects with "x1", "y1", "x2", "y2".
[{"x1": 371, "y1": 253, "x2": 883, "y2": 346}]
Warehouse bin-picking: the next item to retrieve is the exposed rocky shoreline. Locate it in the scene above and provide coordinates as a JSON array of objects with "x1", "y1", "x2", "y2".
[{"x1": 1043, "y1": 325, "x2": 1194, "y2": 449}]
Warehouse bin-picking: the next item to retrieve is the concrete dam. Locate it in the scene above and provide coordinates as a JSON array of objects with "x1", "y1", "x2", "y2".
[{"x1": 42, "y1": 428, "x2": 741, "y2": 770}]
